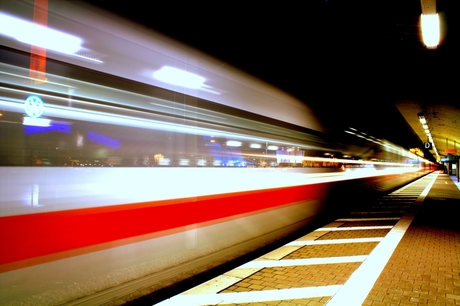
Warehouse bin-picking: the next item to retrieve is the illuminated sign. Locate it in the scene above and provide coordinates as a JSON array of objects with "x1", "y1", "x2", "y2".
[
  {"x1": 24, "y1": 95, "x2": 45, "y2": 118},
  {"x1": 446, "y1": 148, "x2": 458, "y2": 154}
]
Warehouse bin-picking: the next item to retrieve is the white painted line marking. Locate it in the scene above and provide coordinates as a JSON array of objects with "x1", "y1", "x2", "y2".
[
  {"x1": 287, "y1": 237, "x2": 383, "y2": 246},
  {"x1": 261, "y1": 246, "x2": 302, "y2": 260},
  {"x1": 182, "y1": 275, "x2": 243, "y2": 295},
  {"x1": 336, "y1": 217, "x2": 400, "y2": 221},
  {"x1": 238, "y1": 255, "x2": 367, "y2": 269},
  {"x1": 155, "y1": 285, "x2": 342, "y2": 305},
  {"x1": 350, "y1": 211, "x2": 406, "y2": 214},
  {"x1": 315, "y1": 226, "x2": 393, "y2": 231}
]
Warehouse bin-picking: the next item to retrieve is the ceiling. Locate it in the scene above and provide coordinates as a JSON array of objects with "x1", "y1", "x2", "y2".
[{"x1": 396, "y1": 101, "x2": 459, "y2": 161}]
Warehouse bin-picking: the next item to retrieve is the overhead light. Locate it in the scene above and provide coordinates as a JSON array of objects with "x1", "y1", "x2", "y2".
[
  {"x1": 0, "y1": 12, "x2": 82, "y2": 54},
  {"x1": 421, "y1": 14, "x2": 440, "y2": 49},
  {"x1": 418, "y1": 112, "x2": 439, "y2": 159},
  {"x1": 418, "y1": 112, "x2": 427, "y2": 124}
]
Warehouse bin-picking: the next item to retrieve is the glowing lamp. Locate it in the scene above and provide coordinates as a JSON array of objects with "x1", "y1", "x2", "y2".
[
  {"x1": 418, "y1": 112, "x2": 427, "y2": 124},
  {"x1": 421, "y1": 14, "x2": 440, "y2": 49}
]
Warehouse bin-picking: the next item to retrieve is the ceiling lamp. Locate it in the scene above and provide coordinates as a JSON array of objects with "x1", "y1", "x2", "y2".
[
  {"x1": 420, "y1": 0, "x2": 439, "y2": 49},
  {"x1": 421, "y1": 14, "x2": 440, "y2": 49},
  {"x1": 418, "y1": 112, "x2": 439, "y2": 158}
]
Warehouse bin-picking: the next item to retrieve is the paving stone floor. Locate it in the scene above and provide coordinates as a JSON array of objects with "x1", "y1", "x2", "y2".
[{"x1": 362, "y1": 174, "x2": 460, "y2": 306}]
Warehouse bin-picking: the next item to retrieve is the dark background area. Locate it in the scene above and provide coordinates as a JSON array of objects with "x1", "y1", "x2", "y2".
[{"x1": 86, "y1": 0, "x2": 458, "y2": 152}]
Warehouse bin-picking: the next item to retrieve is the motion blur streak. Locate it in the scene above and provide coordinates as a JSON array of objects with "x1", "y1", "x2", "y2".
[{"x1": 0, "y1": 12, "x2": 82, "y2": 54}]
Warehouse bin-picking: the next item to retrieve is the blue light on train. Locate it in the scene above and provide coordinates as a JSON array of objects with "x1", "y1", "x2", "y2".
[
  {"x1": 87, "y1": 131, "x2": 121, "y2": 149},
  {"x1": 24, "y1": 121, "x2": 71, "y2": 134}
]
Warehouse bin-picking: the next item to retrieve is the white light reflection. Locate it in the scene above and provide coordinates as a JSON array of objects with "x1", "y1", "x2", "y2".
[
  {"x1": 158, "y1": 158, "x2": 171, "y2": 166},
  {"x1": 226, "y1": 141, "x2": 241, "y2": 147},
  {"x1": 0, "y1": 12, "x2": 82, "y2": 54},
  {"x1": 197, "y1": 159, "x2": 207, "y2": 166},
  {"x1": 23, "y1": 117, "x2": 51, "y2": 127},
  {"x1": 153, "y1": 66, "x2": 205, "y2": 89},
  {"x1": 179, "y1": 159, "x2": 190, "y2": 166}
]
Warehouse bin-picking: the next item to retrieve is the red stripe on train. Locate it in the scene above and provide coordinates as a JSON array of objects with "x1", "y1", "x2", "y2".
[{"x1": 0, "y1": 183, "x2": 327, "y2": 267}]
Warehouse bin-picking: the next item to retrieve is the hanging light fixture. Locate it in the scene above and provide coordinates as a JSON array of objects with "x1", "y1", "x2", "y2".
[
  {"x1": 421, "y1": 14, "x2": 440, "y2": 49},
  {"x1": 420, "y1": 0, "x2": 440, "y2": 49},
  {"x1": 418, "y1": 112, "x2": 439, "y2": 159}
]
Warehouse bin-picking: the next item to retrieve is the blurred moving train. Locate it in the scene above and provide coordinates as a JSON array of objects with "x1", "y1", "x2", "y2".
[{"x1": 0, "y1": 1, "x2": 434, "y2": 305}]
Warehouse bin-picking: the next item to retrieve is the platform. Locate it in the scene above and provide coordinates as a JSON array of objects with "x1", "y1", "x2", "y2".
[{"x1": 152, "y1": 172, "x2": 460, "y2": 306}]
